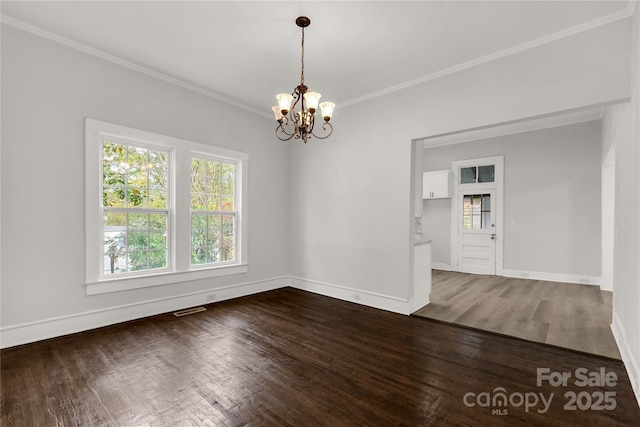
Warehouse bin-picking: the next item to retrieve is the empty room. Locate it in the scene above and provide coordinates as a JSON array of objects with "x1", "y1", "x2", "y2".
[{"x1": 2, "y1": 1, "x2": 640, "y2": 425}]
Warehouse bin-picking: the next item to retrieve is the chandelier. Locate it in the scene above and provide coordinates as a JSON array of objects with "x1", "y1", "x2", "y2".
[{"x1": 272, "y1": 16, "x2": 335, "y2": 143}]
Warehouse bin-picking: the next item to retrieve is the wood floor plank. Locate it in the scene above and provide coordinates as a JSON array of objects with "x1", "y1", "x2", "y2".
[
  {"x1": 415, "y1": 271, "x2": 621, "y2": 359},
  {"x1": 2, "y1": 287, "x2": 639, "y2": 426}
]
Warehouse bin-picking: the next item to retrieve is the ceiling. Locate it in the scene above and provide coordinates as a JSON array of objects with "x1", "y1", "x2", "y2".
[{"x1": 1, "y1": 1, "x2": 633, "y2": 119}]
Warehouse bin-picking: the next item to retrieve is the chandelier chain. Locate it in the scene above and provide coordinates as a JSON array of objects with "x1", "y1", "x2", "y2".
[{"x1": 300, "y1": 27, "x2": 305, "y2": 86}]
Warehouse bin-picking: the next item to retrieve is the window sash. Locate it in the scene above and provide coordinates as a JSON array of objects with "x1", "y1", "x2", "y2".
[
  {"x1": 100, "y1": 207, "x2": 171, "y2": 278},
  {"x1": 190, "y1": 155, "x2": 239, "y2": 267},
  {"x1": 100, "y1": 138, "x2": 172, "y2": 279}
]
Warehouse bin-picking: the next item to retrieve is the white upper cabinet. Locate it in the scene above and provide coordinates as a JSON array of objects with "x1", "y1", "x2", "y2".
[{"x1": 423, "y1": 170, "x2": 452, "y2": 199}]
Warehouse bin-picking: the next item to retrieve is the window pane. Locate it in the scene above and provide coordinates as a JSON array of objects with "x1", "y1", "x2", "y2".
[
  {"x1": 103, "y1": 187, "x2": 126, "y2": 208},
  {"x1": 103, "y1": 212, "x2": 126, "y2": 275},
  {"x1": 128, "y1": 231, "x2": 148, "y2": 250},
  {"x1": 221, "y1": 195, "x2": 234, "y2": 211},
  {"x1": 462, "y1": 194, "x2": 491, "y2": 230},
  {"x1": 207, "y1": 195, "x2": 220, "y2": 211},
  {"x1": 104, "y1": 212, "x2": 126, "y2": 228},
  {"x1": 208, "y1": 215, "x2": 221, "y2": 232},
  {"x1": 478, "y1": 165, "x2": 495, "y2": 183},
  {"x1": 208, "y1": 220, "x2": 221, "y2": 244},
  {"x1": 149, "y1": 191, "x2": 166, "y2": 209},
  {"x1": 192, "y1": 246, "x2": 206, "y2": 264},
  {"x1": 103, "y1": 246, "x2": 126, "y2": 275},
  {"x1": 460, "y1": 167, "x2": 476, "y2": 184},
  {"x1": 190, "y1": 193, "x2": 205, "y2": 210},
  {"x1": 192, "y1": 213, "x2": 206, "y2": 230},
  {"x1": 129, "y1": 213, "x2": 148, "y2": 229},
  {"x1": 149, "y1": 213, "x2": 167, "y2": 231},
  {"x1": 149, "y1": 250, "x2": 167, "y2": 269},
  {"x1": 207, "y1": 161, "x2": 221, "y2": 179},
  {"x1": 192, "y1": 230, "x2": 206, "y2": 248},
  {"x1": 103, "y1": 142, "x2": 127, "y2": 207},
  {"x1": 221, "y1": 163, "x2": 234, "y2": 180},
  {"x1": 206, "y1": 178, "x2": 219, "y2": 195},
  {"x1": 191, "y1": 158, "x2": 206, "y2": 176},
  {"x1": 148, "y1": 150, "x2": 167, "y2": 191},
  {"x1": 191, "y1": 176, "x2": 205, "y2": 193},
  {"x1": 207, "y1": 245, "x2": 219, "y2": 263},
  {"x1": 127, "y1": 187, "x2": 146, "y2": 208},
  {"x1": 149, "y1": 232, "x2": 166, "y2": 250},
  {"x1": 222, "y1": 216, "x2": 235, "y2": 262},
  {"x1": 129, "y1": 251, "x2": 148, "y2": 271},
  {"x1": 127, "y1": 148, "x2": 148, "y2": 187}
]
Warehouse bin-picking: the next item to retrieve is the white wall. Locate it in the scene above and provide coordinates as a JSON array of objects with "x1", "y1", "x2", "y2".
[
  {"x1": 422, "y1": 120, "x2": 603, "y2": 280},
  {"x1": 0, "y1": 25, "x2": 289, "y2": 346},
  {"x1": 288, "y1": 18, "x2": 630, "y2": 309},
  {"x1": 611, "y1": 4, "x2": 640, "y2": 406}
]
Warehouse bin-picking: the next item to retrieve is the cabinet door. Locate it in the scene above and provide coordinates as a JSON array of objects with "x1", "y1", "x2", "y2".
[
  {"x1": 433, "y1": 173, "x2": 449, "y2": 198},
  {"x1": 423, "y1": 170, "x2": 451, "y2": 199},
  {"x1": 422, "y1": 173, "x2": 435, "y2": 198}
]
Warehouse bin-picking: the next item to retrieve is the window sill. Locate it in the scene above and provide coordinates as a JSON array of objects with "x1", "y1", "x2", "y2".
[{"x1": 86, "y1": 264, "x2": 249, "y2": 295}]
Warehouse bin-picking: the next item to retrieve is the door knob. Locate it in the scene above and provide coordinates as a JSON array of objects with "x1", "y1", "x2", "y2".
[{"x1": 490, "y1": 234, "x2": 496, "y2": 240}]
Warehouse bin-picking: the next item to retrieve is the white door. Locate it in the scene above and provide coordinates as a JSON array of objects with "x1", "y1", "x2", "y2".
[{"x1": 457, "y1": 191, "x2": 496, "y2": 275}]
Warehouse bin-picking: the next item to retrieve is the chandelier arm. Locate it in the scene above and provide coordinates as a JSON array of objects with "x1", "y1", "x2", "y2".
[
  {"x1": 275, "y1": 123, "x2": 296, "y2": 141},
  {"x1": 275, "y1": 116, "x2": 297, "y2": 139},
  {"x1": 288, "y1": 87, "x2": 302, "y2": 124},
  {"x1": 310, "y1": 122, "x2": 334, "y2": 140}
]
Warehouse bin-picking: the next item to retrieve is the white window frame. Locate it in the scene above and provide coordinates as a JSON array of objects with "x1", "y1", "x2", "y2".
[{"x1": 85, "y1": 118, "x2": 248, "y2": 295}]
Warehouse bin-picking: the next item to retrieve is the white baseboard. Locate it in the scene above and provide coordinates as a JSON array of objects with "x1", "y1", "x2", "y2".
[
  {"x1": 0, "y1": 276, "x2": 288, "y2": 349},
  {"x1": 611, "y1": 312, "x2": 640, "y2": 408},
  {"x1": 502, "y1": 269, "x2": 602, "y2": 287},
  {"x1": 288, "y1": 276, "x2": 412, "y2": 315},
  {"x1": 432, "y1": 262, "x2": 452, "y2": 271}
]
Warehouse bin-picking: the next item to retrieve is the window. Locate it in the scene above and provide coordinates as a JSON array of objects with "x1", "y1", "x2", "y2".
[
  {"x1": 190, "y1": 157, "x2": 237, "y2": 266},
  {"x1": 86, "y1": 119, "x2": 248, "y2": 295},
  {"x1": 460, "y1": 165, "x2": 495, "y2": 184}
]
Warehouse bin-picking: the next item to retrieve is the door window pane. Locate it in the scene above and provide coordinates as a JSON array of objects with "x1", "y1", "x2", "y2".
[{"x1": 463, "y1": 194, "x2": 491, "y2": 229}]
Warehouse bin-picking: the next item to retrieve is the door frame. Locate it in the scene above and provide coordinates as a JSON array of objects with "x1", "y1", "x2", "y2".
[{"x1": 450, "y1": 155, "x2": 504, "y2": 275}]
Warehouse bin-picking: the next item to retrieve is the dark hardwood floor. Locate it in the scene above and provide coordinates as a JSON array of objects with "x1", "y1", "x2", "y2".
[{"x1": 2, "y1": 288, "x2": 639, "y2": 426}]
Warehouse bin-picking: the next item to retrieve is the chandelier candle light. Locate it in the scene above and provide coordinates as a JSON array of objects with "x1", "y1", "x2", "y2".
[{"x1": 273, "y1": 16, "x2": 335, "y2": 143}]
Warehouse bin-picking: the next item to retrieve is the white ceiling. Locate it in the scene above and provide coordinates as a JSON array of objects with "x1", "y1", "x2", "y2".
[{"x1": 1, "y1": 1, "x2": 633, "y2": 118}]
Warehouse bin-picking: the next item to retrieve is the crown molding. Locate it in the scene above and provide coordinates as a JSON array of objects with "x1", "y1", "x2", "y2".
[
  {"x1": 2, "y1": 1, "x2": 635, "y2": 117},
  {"x1": 339, "y1": 2, "x2": 636, "y2": 109},
  {"x1": 0, "y1": 15, "x2": 272, "y2": 120}
]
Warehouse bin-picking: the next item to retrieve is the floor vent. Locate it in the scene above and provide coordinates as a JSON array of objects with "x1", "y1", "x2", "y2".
[{"x1": 173, "y1": 307, "x2": 207, "y2": 317}]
